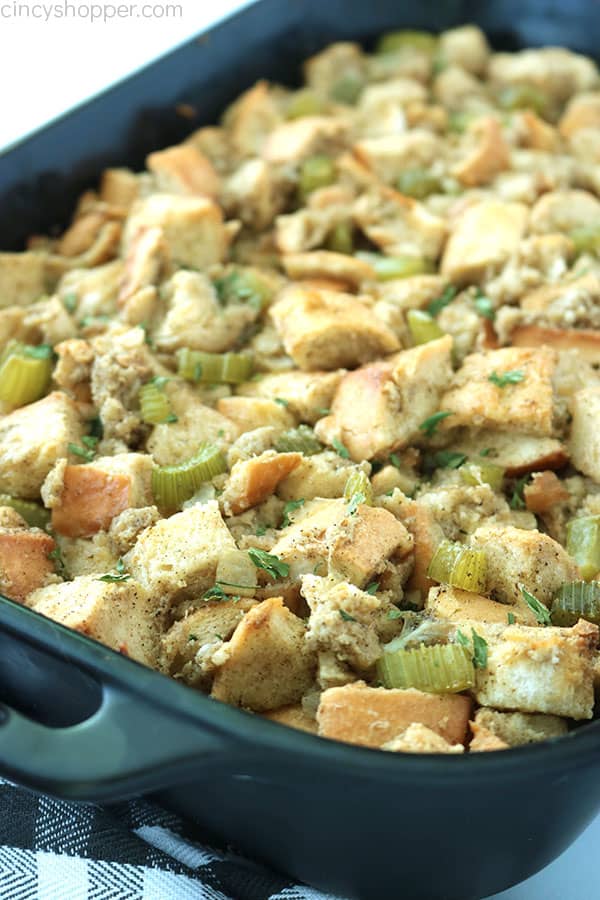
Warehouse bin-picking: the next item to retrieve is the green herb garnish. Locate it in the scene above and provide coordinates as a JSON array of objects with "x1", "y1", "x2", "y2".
[
  {"x1": 346, "y1": 491, "x2": 365, "y2": 516},
  {"x1": 332, "y1": 437, "x2": 350, "y2": 459},
  {"x1": 471, "y1": 628, "x2": 488, "y2": 669},
  {"x1": 248, "y1": 548, "x2": 290, "y2": 580},
  {"x1": 387, "y1": 608, "x2": 403, "y2": 619},
  {"x1": 427, "y1": 285, "x2": 457, "y2": 317},
  {"x1": 366, "y1": 582, "x2": 380, "y2": 595},
  {"x1": 274, "y1": 397, "x2": 289, "y2": 408},
  {"x1": 474, "y1": 291, "x2": 495, "y2": 321},
  {"x1": 62, "y1": 292, "x2": 78, "y2": 313},
  {"x1": 282, "y1": 498, "x2": 305, "y2": 527},
  {"x1": 339, "y1": 609, "x2": 357, "y2": 622},
  {"x1": 520, "y1": 585, "x2": 552, "y2": 626},
  {"x1": 507, "y1": 612, "x2": 516, "y2": 625},
  {"x1": 488, "y1": 370, "x2": 525, "y2": 388},
  {"x1": 68, "y1": 442, "x2": 96, "y2": 462},
  {"x1": 419, "y1": 411, "x2": 453, "y2": 438},
  {"x1": 509, "y1": 475, "x2": 530, "y2": 510},
  {"x1": 97, "y1": 559, "x2": 131, "y2": 583},
  {"x1": 204, "y1": 584, "x2": 228, "y2": 601}
]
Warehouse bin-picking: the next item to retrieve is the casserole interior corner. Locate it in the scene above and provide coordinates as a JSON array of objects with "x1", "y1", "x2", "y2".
[{"x1": 2, "y1": 22, "x2": 600, "y2": 760}]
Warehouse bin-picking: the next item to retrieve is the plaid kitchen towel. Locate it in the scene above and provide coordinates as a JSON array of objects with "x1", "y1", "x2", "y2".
[{"x1": 0, "y1": 779, "x2": 339, "y2": 900}]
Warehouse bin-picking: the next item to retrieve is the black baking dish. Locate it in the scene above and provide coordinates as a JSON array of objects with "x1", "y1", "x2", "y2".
[{"x1": 2, "y1": 2, "x2": 600, "y2": 899}]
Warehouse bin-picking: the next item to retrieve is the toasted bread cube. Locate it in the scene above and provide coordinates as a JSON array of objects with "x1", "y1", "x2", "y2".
[
  {"x1": 262, "y1": 704, "x2": 318, "y2": 734},
  {"x1": 59, "y1": 532, "x2": 120, "y2": 579},
  {"x1": 529, "y1": 189, "x2": 600, "y2": 234},
  {"x1": 473, "y1": 708, "x2": 568, "y2": 746},
  {"x1": 426, "y1": 585, "x2": 538, "y2": 627},
  {"x1": 281, "y1": 251, "x2": 375, "y2": 289},
  {"x1": 277, "y1": 452, "x2": 365, "y2": 502},
  {"x1": 316, "y1": 337, "x2": 453, "y2": 460},
  {"x1": 440, "y1": 346, "x2": 557, "y2": 436},
  {"x1": 99, "y1": 168, "x2": 141, "y2": 208},
  {"x1": 353, "y1": 131, "x2": 439, "y2": 184},
  {"x1": 0, "y1": 252, "x2": 48, "y2": 308},
  {"x1": 270, "y1": 498, "x2": 412, "y2": 589},
  {"x1": 453, "y1": 117, "x2": 510, "y2": 187},
  {"x1": 401, "y1": 500, "x2": 444, "y2": 601},
  {"x1": 27, "y1": 575, "x2": 159, "y2": 666},
  {"x1": 304, "y1": 41, "x2": 365, "y2": 93},
  {"x1": 123, "y1": 194, "x2": 229, "y2": 269},
  {"x1": 383, "y1": 723, "x2": 464, "y2": 754},
  {"x1": 441, "y1": 201, "x2": 528, "y2": 283},
  {"x1": 219, "y1": 451, "x2": 302, "y2": 515},
  {"x1": 262, "y1": 116, "x2": 347, "y2": 163},
  {"x1": 124, "y1": 501, "x2": 236, "y2": 611},
  {"x1": 353, "y1": 188, "x2": 447, "y2": 260},
  {"x1": 223, "y1": 158, "x2": 289, "y2": 230},
  {"x1": 439, "y1": 25, "x2": 489, "y2": 75},
  {"x1": 0, "y1": 392, "x2": 82, "y2": 500},
  {"x1": 448, "y1": 428, "x2": 568, "y2": 476},
  {"x1": 469, "y1": 722, "x2": 509, "y2": 752},
  {"x1": 511, "y1": 324, "x2": 600, "y2": 364},
  {"x1": 211, "y1": 597, "x2": 316, "y2": 711},
  {"x1": 473, "y1": 619, "x2": 598, "y2": 719},
  {"x1": 146, "y1": 144, "x2": 220, "y2": 197},
  {"x1": 470, "y1": 523, "x2": 579, "y2": 607},
  {"x1": 216, "y1": 396, "x2": 295, "y2": 433},
  {"x1": 569, "y1": 387, "x2": 600, "y2": 483},
  {"x1": 524, "y1": 471, "x2": 570, "y2": 514},
  {"x1": 317, "y1": 682, "x2": 472, "y2": 748},
  {"x1": 270, "y1": 285, "x2": 399, "y2": 371},
  {"x1": 49, "y1": 453, "x2": 153, "y2": 538},
  {"x1": 559, "y1": 92, "x2": 600, "y2": 137},
  {"x1": 236, "y1": 369, "x2": 345, "y2": 425},
  {"x1": 160, "y1": 599, "x2": 256, "y2": 687},
  {"x1": 0, "y1": 529, "x2": 55, "y2": 602},
  {"x1": 488, "y1": 47, "x2": 598, "y2": 105},
  {"x1": 223, "y1": 80, "x2": 282, "y2": 156},
  {"x1": 515, "y1": 110, "x2": 560, "y2": 151}
]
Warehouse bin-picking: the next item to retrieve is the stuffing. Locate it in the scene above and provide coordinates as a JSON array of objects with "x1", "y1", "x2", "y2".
[
  {"x1": 524, "y1": 471, "x2": 570, "y2": 514},
  {"x1": 559, "y1": 91, "x2": 600, "y2": 137},
  {"x1": 146, "y1": 144, "x2": 221, "y2": 197},
  {"x1": 99, "y1": 168, "x2": 141, "y2": 209},
  {"x1": 281, "y1": 251, "x2": 374, "y2": 289},
  {"x1": 353, "y1": 187, "x2": 447, "y2": 259},
  {"x1": 223, "y1": 158, "x2": 291, "y2": 230},
  {"x1": 382, "y1": 723, "x2": 465, "y2": 754},
  {"x1": 219, "y1": 451, "x2": 302, "y2": 515},
  {"x1": 0, "y1": 392, "x2": 82, "y2": 499},
  {"x1": 216, "y1": 397, "x2": 295, "y2": 433},
  {"x1": 447, "y1": 428, "x2": 568, "y2": 476},
  {"x1": 27, "y1": 575, "x2": 160, "y2": 666},
  {"x1": 277, "y1": 452, "x2": 367, "y2": 502},
  {"x1": 469, "y1": 722, "x2": 509, "y2": 752},
  {"x1": 441, "y1": 201, "x2": 528, "y2": 283},
  {"x1": 262, "y1": 116, "x2": 348, "y2": 164},
  {"x1": 269, "y1": 285, "x2": 400, "y2": 371},
  {"x1": 317, "y1": 682, "x2": 472, "y2": 748},
  {"x1": 470, "y1": 523, "x2": 579, "y2": 606},
  {"x1": 58, "y1": 531, "x2": 119, "y2": 579},
  {"x1": 304, "y1": 41, "x2": 366, "y2": 96},
  {"x1": 472, "y1": 619, "x2": 598, "y2": 719},
  {"x1": 452, "y1": 116, "x2": 510, "y2": 187},
  {"x1": 425, "y1": 585, "x2": 538, "y2": 627},
  {"x1": 211, "y1": 597, "x2": 316, "y2": 711},
  {"x1": 433, "y1": 66, "x2": 487, "y2": 111},
  {"x1": 53, "y1": 339, "x2": 94, "y2": 407},
  {"x1": 568, "y1": 387, "x2": 600, "y2": 483},
  {"x1": 223, "y1": 80, "x2": 283, "y2": 157},
  {"x1": 472, "y1": 708, "x2": 568, "y2": 746},
  {"x1": 510, "y1": 324, "x2": 600, "y2": 364},
  {"x1": 124, "y1": 501, "x2": 237, "y2": 614},
  {"x1": 118, "y1": 225, "x2": 168, "y2": 306},
  {"x1": 353, "y1": 131, "x2": 440, "y2": 184},
  {"x1": 439, "y1": 346, "x2": 557, "y2": 436},
  {"x1": 235, "y1": 370, "x2": 345, "y2": 425},
  {"x1": 316, "y1": 337, "x2": 453, "y2": 460}
]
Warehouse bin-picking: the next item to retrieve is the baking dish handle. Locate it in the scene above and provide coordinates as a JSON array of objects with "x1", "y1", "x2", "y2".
[{"x1": 0, "y1": 597, "x2": 244, "y2": 803}]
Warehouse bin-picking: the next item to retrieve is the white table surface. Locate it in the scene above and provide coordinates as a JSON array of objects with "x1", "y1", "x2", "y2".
[{"x1": 0, "y1": 2, "x2": 597, "y2": 897}]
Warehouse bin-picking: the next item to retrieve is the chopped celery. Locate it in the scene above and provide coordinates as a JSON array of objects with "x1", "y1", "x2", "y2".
[
  {"x1": 152, "y1": 444, "x2": 227, "y2": 509},
  {"x1": 396, "y1": 168, "x2": 442, "y2": 199},
  {"x1": 0, "y1": 343, "x2": 53, "y2": 409},
  {"x1": 139, "y1": 381, "x2": 177, "y2": 425},
  {"x1": 343, "y1": 470, "x2": 373, "y2": 506},
  {"x1": 377, "y1": 642, "x2": 475, "y2": 692},
  {"x1": 213, "y1": 269, "x2": 271, "y2": 312},
  {"x1": 498, "y1": 84, "x2": 547, "y2": 116},
  {"x1": 356, "y1": 252, "x2": 432, "y2": 281},
  {"x1": 568, "y1": 226, "x2": 600, "y2": 256},
  {"x1": 428, "y1": 539, "x2": 487, "y2": 593},
  {"x1": 551, "y1": 581, "x2": 600, "y2": 626},
  {"x1": 326, "y1": 221, "x2": 354, "y2": 254},
  {"x1": 298, "y1": 155, "x2": 336, "y2": 199},
  {"x1": 287, "y1": 88, "x2": 326, "y2": 119},
  {"x1": 330, "y1": 73, "x2": 364, "y2": 105},
  {"x1": 177, "y1": 349, "x2": 253, "y2": 384},
  {"x1": 460, "y1": 461, "x2": 505, "y2": 491},
  {"x1": 274, "y1": 425, "x2": 322, "y2": 455},
  {"x1": 376, "y1": 29, "x2": 437, "y2": 55},
  {"x1": 407, "y1": 309, "x2": 446, "y2": 345},
  {"x1": 0, "y1": 494, "x2": 50, "y2": 529},
  {"x1": 566, "y1": 516, "x2": 600, "y2": 581}
]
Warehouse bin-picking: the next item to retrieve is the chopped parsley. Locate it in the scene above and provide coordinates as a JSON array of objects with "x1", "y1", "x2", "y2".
[
  {"x1": 387, "y1": 608, "x2": 403, "y2": 620},
  {"x1": 427, "y1": 284, "x2": 457, "y2": 317},
  {"x1": 97, "y1": 559, "x2": 131, "y2": 583},
  {"x1": 282, "y1": 498, "x2": 305, "y2": 527},
  {"x1": 188, "y1": 633, "x2": 198, "y2": 642},
  {"x1": 474, "y1": 290, "x2": 495, "y2": 321},
  {"x1": 365, "y1": 582, "x2": 380, "y2": 595},
  {"x1": 62, "y1": 292, "x2": 78, "y2": 313},
  {"x1": 150, "y1": 375, "x2": 170, "y2": 389},
  {"x1": 204, "y1": 584, "x2": 228, "y2": 601},
  {"x1": 255, "y1": 524, "x2": 267, "y2": 537},
  {"x1": 274, "y1": 397, "x2": 289, "y2": 408},
  {"x1": 507, "y1": 612, "x2": 516, "y2": 625},
  {"x1": 248, "y1": 548, "x2": 290, "y2": 580},
  {"x1": 430, "y1": 450, "x2": 467, "y2": 470},
  {"x1": 509, "y1": 475, "x2": 530, "y2": 510},
  {"x1": 332, "y1": 437, "x2": 350, "y2": 459},
  {"x1": 88, "y1": 416, "x2": 103, "y2": 440},
  {"x1": 316, "y1": 407, "x2": 331, "y2": 416},
  {"x1": 479, "y1": 448, "x2": 492, "y2": 457},
  {"x1": 389, "y1": 453, "x2": 402, "y2": 468},
  {"x1": 48, "y1": 545, "x2": 68, "y2": 578},
  {"x1": 471, "y1": 628, "x2": 488, "y2": 669},
  {"x1": 520, "y1": 585, "x2": 552, "y2": 626},
  {"x1": 455, "y1": 629, "x2": 470, "y2": 649},
  {"x1": 346, "y1": 491, "x2": 365, "y2": 516},
  {"x1": 339, "y1": 609, "x2": 357, "y2": 622},
  {"x1": 68, "y1": 442, "x2": 96, "y2": 462},
  {"x1": 419, "y1": 411, "x2": 453, "y2": 438},
  {"x1": 488, "y1": 369, "x2": 525, "y2": 388}
]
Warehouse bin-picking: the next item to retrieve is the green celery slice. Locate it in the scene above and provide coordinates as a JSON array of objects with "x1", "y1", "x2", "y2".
[{"x1": 377, "y1": 642, "x2": 475, "y2": 692}]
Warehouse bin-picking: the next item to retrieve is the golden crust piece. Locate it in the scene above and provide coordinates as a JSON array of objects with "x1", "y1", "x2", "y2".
[
  {"x1": 211, "y1": 597, "x2": 316, "y2": 711},
  {"x1": 146, "y1": 144, "x2": 221, "y2": 197},
  {"x1": 473, "y1": 708, "x2": 568, "y2": 746},
  {"x1": 262, "y1": 116, "x2": 348, "y2": 163},
  {"x1": 559, "y1": 91, "x2": 600, "y2": 137},
  {"x1": 441, "y1": 200, "x2": 528, "y2": 283},
  {"x1": 281, "y1": 251, "x2": 375, "y2": 289},
  {"x1": 524, "y1": 471, "x2": 570, "y2": 514},
  {"x1": 453, "y1": 116, "x2": 510, "y2": 187},
  {"x1": 448, "y1": 428, "x2": 568, "y2": 476},
  {"x1": 219, "y1": 451, "x2": 302, "y2": 515},
  {"x1": 425, "y1": 585, "x2": 538, "y2": 627},
  {"x1": 0, "y1": 252, "x2": 48, "y2": 308},
  {"x1": 468, "y1": 722, "x2": 509, "y2": 752},
  {"x1": 383, "y1": 722, "x2": 464, "y2": 754},
  {"x1": 0, "y1": 529, "x2": 56, "y2": 603},
  {"x1": 236, "y1": 369, "x2": 345, "y2": 426},
  {"x1": 511, "y1": 324, "x2": 600, "y2": 364},
  {"x1": 270, "y1": 285, "x2": 400, "y2": 371},
  {"x1": 569, "y1": 386, "x2": 600, "y2": 483},
  {"x1": 317, "y1": 682, "x2": 472, "y2": 748},
  {"x1": 262, "y1": 704, "x2": 318, "y2": 734},
  {"x1": 440, "y1": 346, "x2": 557, "y2": 436}
]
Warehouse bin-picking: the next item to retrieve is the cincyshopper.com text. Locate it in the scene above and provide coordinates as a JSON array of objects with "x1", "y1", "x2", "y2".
[{"x1": 0, "y1": 1, "x2": 183, "y2": 22}]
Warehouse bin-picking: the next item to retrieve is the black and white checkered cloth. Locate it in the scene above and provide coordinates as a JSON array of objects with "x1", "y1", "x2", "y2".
[{"x1": 0, "y1": 779, "x2": 338, "y2": 899}]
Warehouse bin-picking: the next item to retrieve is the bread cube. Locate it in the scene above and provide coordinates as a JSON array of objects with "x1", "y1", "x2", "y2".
[
  {"x1": 262, "y1": 704, "x2": 318, "y2": 734},
  {"x1": 511, "y1": 324, "x2": 600, "y2": 365},
  {"x1": 559, "y1": 91, "x2": 600, "y2": 137},
  {"x1": 469, "y1": 722, "x2": 509, "y2": 752},
  {"x1": 223, "y1": 80, "x2": 282, "y2": 156},
  {"x1": 0, "y1": 528, "x2": 55, "y2": 602},
  {"x1": 569, "y1": 386, "x2": 600, "y2": 483},
  {"x1": 529, "y1": 189, "x2": 600, "y2": 234},
  {"x1": 262, "y1": 116, "x2": 347, "y2": 163},
  {"x1": 438, "y1": 25, "x2": 489, "y2": 75},
  {"x1": 216, "y1": 396, "x2": 295, "y2": 433},
  {"x1": 99, "y1": 167, "x2": 141, "y2": 208},
  {"x1": 219, "y1": 451, "x2": 302, "y2": 515},
  {"x1": 146, "y1": 144, "x2": 220, "y2": 197},
  {"x1": 317, "y1": 682, "x2": 472, "y2": 748},
  {"x1": 27, "y1": 575, "x2": 159, "y2": 666},
  {"x1": 448, "y1": 428, "x2": 568, "y2": 476},
  {"x1": 236, "y1": 369, "x2": 345, "y2": 425},
  {"x1": 383, "y1": 723, "x2": 464, "y2": 753},
  {"x1": 440, "y1": 346, "x2": 557, "y2": 436},
  {"x1": 281, "y1": 251, "x2": 375, "y2": 289},
  {"x1": 277, "y1": 452, "x2": 364, "y2": 502},
  {"x1": 0, "y1": 392, "x2": 82, "y2": 499},
  {"x1": 472, "y1": 708, "x2": 568, "y2": 746},
  {"x1": 49, "y1": 453, "x2": 153, "y2": 538},
  {"x1": 124, "y1": 501, "x2": 236, "y2": 611},
  {"x1": 353, "y1": 188, "x2": 447, "y2": 260},
  {"x1": 211, "y1": 597, "x2": 316, "y2": 711},
  {"x1": 441, "y1": 201, "x2": 528, "y2": 283},
  {"x1": 353, "y1": 131, "x2": 439, "y2": 183},
  {"x1": 453, "y1": 116, "x2": 510, "y2": 187},
  {"x1": 270, "y1": 285, "x2": 399, "y2": 371},
  {"x1": 0, "y1": 252, "x2": 48, "y2": 308},
  {"x1": 426, "y1": 585, "x2": 538, "y2": 627},
  {"x1": 473, "y1": 619, "x2": 598, "y2": 719},
  {"x1": 488, "y1": 47, "x2": 598, "y2": 105}
]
